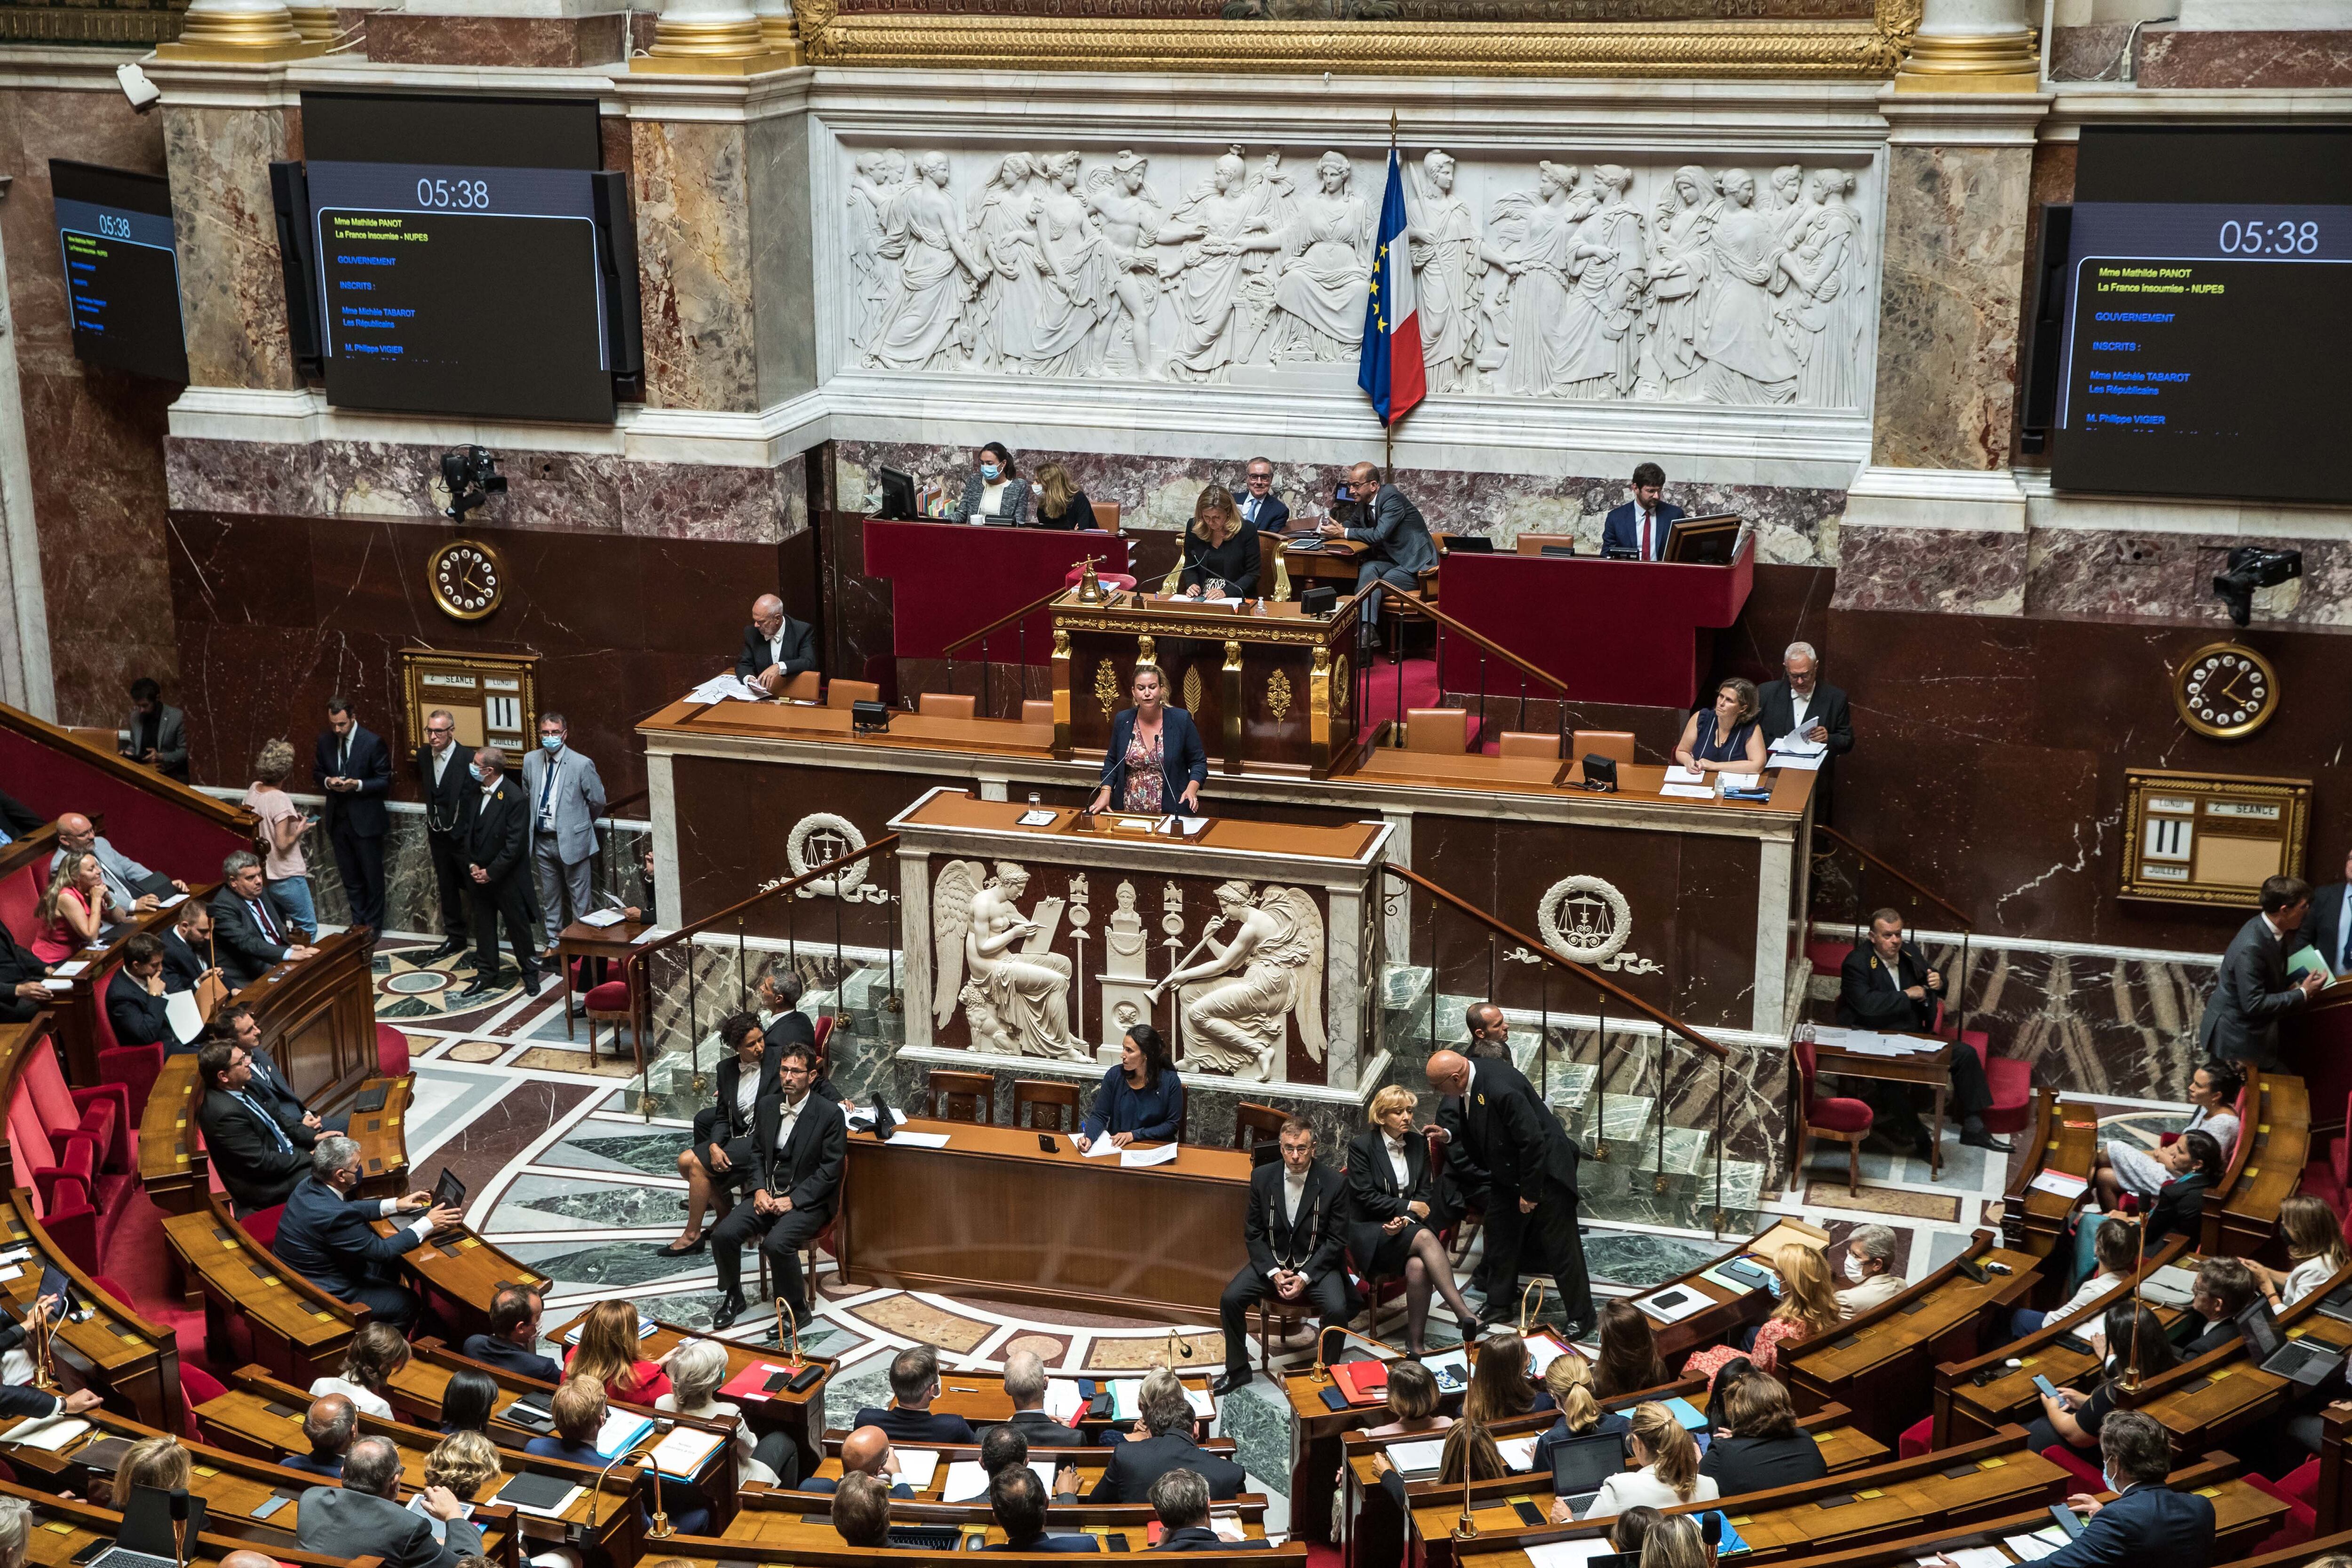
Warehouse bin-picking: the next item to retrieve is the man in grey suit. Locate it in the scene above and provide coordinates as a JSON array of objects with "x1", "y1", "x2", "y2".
[
  {"x1": 1318, "y1": 461, "x2": 1436, "y2": 650},
  {"x1": 296, "y1": 1435, "x2": 480, "y2": 1568},
  {"x1": 122, "y1": 677, "x2": 189, "y2": 783},
  {"x1": 2199, "y1": 874, "x2": 2325, "y2": 1072},
  {"x1": 520, "y1": 711, "x2": 606, "y2": 952}
]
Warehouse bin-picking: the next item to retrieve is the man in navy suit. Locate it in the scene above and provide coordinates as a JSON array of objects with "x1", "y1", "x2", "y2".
[
  {"x1": 460, "y1": 1284, "x2": 561, "y2": 1383},
  {"x1": 214, "y1": 1001, "x2": 346, "y2": 1134},
  {"x1": 270, "y1": 1134, "x2": 462, "y2": 1329},
  {"x1": 278, "y1": 1394, "x2": 356, "y2": 1479},
  {"x1": 1147, "y1": 1469, "x2": 1271, "y2": 1552},
  {"x1": 313, "y1": 696, "x2": 392, "y2": 936},
  {"x1": 1974, "y1": 1411, "x2": 2210, "y2": 1568},
  {"x1": 1600, "y1": 463, "x2": 1686, "y2": 562},
  {"x1": 162, "y1": 900, "x2": 221, "y2": 999},
  {"x1": 1318, "y1": 462, "x2": 1436, "y2": 649},
  {"x1": 2293, "y1": 847, "x2": 2351, "y2": 980},
  {"x1": 1236, "y1": 458, "x2": 1289, "y2": 533},
  {"x1": 105, "y1": 933, "x2": 175, "y2": 1048},
  {"x1": 986, "y1": 1466, "x2": 1099, "y2": 1553},
  {"x1": 793, "y1": 1425, "x2": 914, "y2": 1497},
  {"x1": 853, "y1": 1345, "x2": 977, "y2": 1444},
  {"x1": 195, "y1": 1037, "x2": 315, "y2": 1212},
  {"x1": 1089, "y1": 1370, "x2": 1246, "y2": 1503}
]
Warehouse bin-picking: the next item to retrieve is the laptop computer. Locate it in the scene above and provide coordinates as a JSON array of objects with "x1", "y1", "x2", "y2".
[
  {"x1": 79, "y1": 1484, "x2": 207, "y2": 1568},
  {"x1": 2236, "y1": 1298, "x2": 2345, "y2": 1386},
  {"x1": 1548, "y1": 1430, "x2": 1630, "y2": 1517}
]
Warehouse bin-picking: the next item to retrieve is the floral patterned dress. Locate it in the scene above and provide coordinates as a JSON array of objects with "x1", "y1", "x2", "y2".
[{"x1": 1120, "y1": 727, "x2": 1166, "y2": 812}]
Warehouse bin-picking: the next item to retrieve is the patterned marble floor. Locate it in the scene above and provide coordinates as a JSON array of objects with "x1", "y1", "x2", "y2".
[{"x1": 374, "y1": 925, "x2": 2203, "y2": 1534}]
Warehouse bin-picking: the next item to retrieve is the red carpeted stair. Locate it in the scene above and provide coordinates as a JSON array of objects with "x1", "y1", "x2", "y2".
[{"x1": 100, "y1": 1188, "x2": 218, "y2": 1377}]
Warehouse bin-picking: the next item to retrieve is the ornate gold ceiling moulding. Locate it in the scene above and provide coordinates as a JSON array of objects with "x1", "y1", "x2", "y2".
[{"x1": 791, "y1": 0, "x2": 1917, "y2": 77}]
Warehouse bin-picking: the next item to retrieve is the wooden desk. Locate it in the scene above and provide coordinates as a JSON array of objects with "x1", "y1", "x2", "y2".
[
  {"x1": 836, "y1": 1115, "x2": 1252, "y2": 1321},
  {"x1": 1804, "y1": 1033, "x2": 1955, "y2": 1180},
  {"x1": 136, "y1": 1053, "x2": 207, "y2": 1219},
  {"x1": 163, "y1": 1191, "x2": 360, "y2": 1383},
  {"x1": 2215, "y1": 1074, "x2": 2309, "y2": 1258},
  {"x1": 347, "y1": 1073, "x2": 414, "y2": 1201},
  {"x1": 1780, "y1": 1232, "x2": 2039, "y2": 1446},
  {"x1": 236, "y1": 928, "x2": 381, "y2": 1106},
  {"x1": 2127, "y1": 1256, "x2": 2352, "y2": 1457},
  {"x1": 541, "y1": 1308, "x2": 836, "y2": 1480},
  {"x1": 0, "y1": 1475, "x2": 382, "y2": 1568},
  {"x1": 2, "y1": 1194, "x2": 183, "y2": 1432},
  {"x1": 554, "y1": 914, "x2": 650, "y2": 1045},
  {"x1": 372, "y1": 1217, "x2": 551, "y2": 1342},
  {"x1": 648, "y1": 1536, "x2": 1300, "y2": 1568},
  {"x1": 1052, "y1": 588, "x2": 1364, "y2": 779},
  {"x1": 1414, "y1": 1428, "x2": 2058, "y2": 1568},
  {"x1": 1998, "y1": 1089, "x2": 2104, "y2": 1272}
]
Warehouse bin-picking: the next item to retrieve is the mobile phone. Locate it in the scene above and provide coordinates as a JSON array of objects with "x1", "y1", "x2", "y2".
[
  {"x1": 2054, "y1": 1331, "x2": 2094, "y2": 1355},
  {"x1": 250, "y1": 1495, "x2": 294, "y2": 1521},
  {"x1": 1038, "y1": 1133, "x2": 1057, "y2": 1153},
  {"x1": 1106, "y1": 1536, "x2": 1131, "y2": 1552},
  {"x1": 2031, "y1": 1374, "x2": 2061, "y2": 1401},
  {"x1": 1512, "y1": 1502, "x2": 1545, "y2": 1527},
  {"x1": 1955, "y1": 1259, "x2": 1990, "y2": 1284}
]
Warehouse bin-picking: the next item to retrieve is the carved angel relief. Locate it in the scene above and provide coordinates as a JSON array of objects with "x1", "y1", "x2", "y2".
[
  {"x1": 932, "y1": 860, "x2": 1090, "y2": 1060},
  {"x1": 1152, "y1": 879, "x2": 1327, "y2": 1083}
]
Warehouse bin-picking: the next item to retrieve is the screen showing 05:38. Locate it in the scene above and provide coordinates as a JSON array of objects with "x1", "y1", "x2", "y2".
[
  {"x1": 308, "y1": 158, "x2": 613, "y2": 424},
  {"x1": 2053, "y1": 201, "x2": 2352, "y2": 504}
]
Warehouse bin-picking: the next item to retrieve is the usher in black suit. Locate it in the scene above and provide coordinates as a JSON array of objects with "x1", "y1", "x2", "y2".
[
  {"x1": 1837, "y1": 942, "x2": 1995, "y2": 1148},
  {"x1": 711, "y1": 1089, "x2": 845, "y2": 1322},
  {"x1": 461, "y1": 772, "x2": 539, "y2": 988},
  {"x1": 692, "y1": 1043, "x2": 781, "y2": 1190},
  {"x1": 1217, "y1": 1157, "x2": 1349, "y2": 1381},
  {"x1": 312, "y1": 723, "x2": 391, "y2": 933},
  {"x1": 415, "y1": 742, "x2": 473, "y2": 947},
  {"x1": 1436, "y1": 1058, "x2": 1592, "y2": 1328},
  {"x1": 1757, "y1": 676, "x2": 1855, "y2": 820}
]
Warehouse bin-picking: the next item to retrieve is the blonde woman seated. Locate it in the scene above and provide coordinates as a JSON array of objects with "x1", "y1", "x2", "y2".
[
  {"x1": 2250, "y1": 1195, "x2": 2352, "y2": 1309},
  {"x1": 1347, "y1": 1085, "x2": 1479, "y2": 1354},
  {"x1": 658, "y1": 1336, "x2": 796, "y2": 1486},
  {"x1": 1175, "y1": 485, "x2": 1261, "y2": 600},
  {"x1": 1684, "y1": 1244, "x2": 1842, "y2": 1379},
  {"x1": 1533, "y1": 1352, "x2": 1630, "y2": 1477},
  {"x1": 1556, "y1": 1402, "x2": 1717, "y2": 1521},
  {"x1": 407, "y1": 1432, "x2": 501, "y2": 1544},
  {"x1": 1673, "y1": 678, "x2": 1766, "y2": 776},
  {"x1": 1637, "y1": 1513, "x2": 1714, "y2": 1568}
]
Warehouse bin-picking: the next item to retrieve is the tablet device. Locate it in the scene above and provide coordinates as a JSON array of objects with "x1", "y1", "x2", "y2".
[{"x1": 433, "y1": 1166, "x2": 466, "y2": 1210}]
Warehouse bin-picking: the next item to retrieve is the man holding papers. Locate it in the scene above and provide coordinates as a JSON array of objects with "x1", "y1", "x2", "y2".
[
  {"x1": 710, "y1": 1039, "x2": 845, "y2": 1332},
  {"x1": 1837, "y1": 909, "x2": 2004, "y2": 1154},
  {"x1": 1213, "y1": 1120, "x2": 1349, "y2": 1396},
  {"x1": 1758, "y1": 642, "x2": 1852, "y2": 820}
]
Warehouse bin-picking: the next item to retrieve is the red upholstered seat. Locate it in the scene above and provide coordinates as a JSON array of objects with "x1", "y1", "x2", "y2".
[
  {"x1": 24, "y1": 1039, "x2": 128, "y2": 1174},
  {"x1": 2248, "y1": 1473, "x2": 2316, "y2": 1554},
  {"x1": 2039, "y1": 1441, "x2": 2106, "y2": 1492},
  {"x1": 0, "y1": 866, "x2": 38, "y2": 948},
  {"x1": 1805, "y1": 939, "x2": 1851, "y2": 978},
  {"x1": 375, "y1": 1023, "x2": 410, "y2": 1078},
  {"x1": 1808, "y1": 1096, "x2": 1875, "y2": 1133},
  {"x1": 239, "y1": 1204, "x2": 285, "y2": 1250},
  {"x1": 179, "y1": 1363, "x2": 227, "y2": 1441},
  {"x1": 2279, "y1": 1457, "x2": 2321, "y2": 1506},
  {"x1": 584, "y1": 981, "x2": 629, "y2": 1011},
  {"x1": 98, "y1": 1040, "x2": 163, "y2": 1124},
  {"x1": 1897, "y1": 1415, "x2": 1933, "y2": 1459}
]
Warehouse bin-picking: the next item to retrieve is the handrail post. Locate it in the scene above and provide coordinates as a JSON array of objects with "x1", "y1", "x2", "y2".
[
  {"x1": 1593, "y1": 992, "x2": 1607, "y2": 1161},
  {"x1": 1713, "y1": 1054, "x2": 1726, "y2": 1237},
  {"x1": 1654, "y1": 1039, "x2": 1668, "y2": 1195}
]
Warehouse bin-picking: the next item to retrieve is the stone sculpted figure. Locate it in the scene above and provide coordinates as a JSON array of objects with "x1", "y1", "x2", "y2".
[
  {"x1": 933, "y1": 859, "x2": 1089, "y2": 1060},
  {"x1": 1774, "y1": 167, "x2": 1870, "y2": 408},
  {"x1": 1152, "y1": 880, "x2": 1326, "y2": 1082},
  {"x1": 1638, "y1": 164, "x2": 1720, "y2": 400},
  {"x1": 846, "y1": 149, "x2": 910, "y2": 359},
  {"x1": 1556, "y1": 162, "x2": 1647, "y2": 400},
  {"x1": 1406, "y1": 149, "x2": 1479, "y2": 394},
  {"x1": 868, "y1": 150, "x2": 986, "y2": 371},
  {"x1": 1083, "y1": 150, "x2": 1168, "y2": 379},
  {"x1": 1159, "y1": 147, "x2": 1290, "y2": 381},
  {"x1": 1696, "y1": 167, "x2": 1799, "y2": 404},
  {"x1": 1271, "y1": 150, "x2": 1373, "y2": 363},
  {"x1": 1482, "y1": 160, "x2": 1589, "y2": 397}
]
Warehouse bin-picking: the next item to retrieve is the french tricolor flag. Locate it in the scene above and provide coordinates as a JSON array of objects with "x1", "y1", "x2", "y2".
[{"x1": 1358, "y1": 146, "x2": 1425, "y2": 428}]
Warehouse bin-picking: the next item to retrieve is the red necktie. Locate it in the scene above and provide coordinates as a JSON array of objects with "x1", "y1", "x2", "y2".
[
  {"x1": 249, "y1": 898, "x2": 281, "y2": 944},
  {"x1": 1639, "y1": 510, "x2": 1652, "y2": 560}
]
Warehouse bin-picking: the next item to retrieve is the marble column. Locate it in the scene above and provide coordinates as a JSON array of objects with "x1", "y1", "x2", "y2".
[
  {"x1": 1897, "y1": 0, "x2": 2041, "y2": 89},
  {"x1": 0, "y1": 184, "x2": 56, "y2": 720},
  {"x1": 1838, "y1": 92, "x2": 2049, "y2": 611},
  {"x1": 148, "y1": 64, "x2": 306, "y2": 394},
  {"x1": 153, "y1": 0, "x2": 322, "y2": 60},
  {"x1": 639, "y1": 0, "x2": 798, "y2": 70}
]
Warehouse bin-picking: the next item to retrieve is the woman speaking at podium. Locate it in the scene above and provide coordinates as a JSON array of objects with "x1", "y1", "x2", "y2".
[{"x1": 1087, "y1": 665, "x2": 1207, "y2": 816}]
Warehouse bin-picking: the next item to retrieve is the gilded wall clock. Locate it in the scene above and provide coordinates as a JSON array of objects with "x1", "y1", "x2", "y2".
[
  {"x1": 427, "y1": 539, "x2": 505, "y2": 621},
  {"x1": 2173, "y1": 641, "x2": 2278, "y2": 740}
]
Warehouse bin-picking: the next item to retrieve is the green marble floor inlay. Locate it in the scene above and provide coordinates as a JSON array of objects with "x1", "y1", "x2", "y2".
[{"x1": 566, "y1": 1133, "x2": 701, "y2": 1179}]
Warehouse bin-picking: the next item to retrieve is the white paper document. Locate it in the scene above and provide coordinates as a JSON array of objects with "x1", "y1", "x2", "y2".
[
  {"x1": 1387, "y1": 1438, "x2": 1446, "y2": 1476},
  {"x1": 2142, "y1": 1263, "x2": 2201, "y2": 1306},
  {"x1": 1716, "y1": 773, "x2": 1762, "y2": 790},
  {"x1": 579, "y1": 908, "x2": 627, "y2": 927},
  {"x1": 889, "y1": 1131, "x2": 953, "y2": 1149},
  {"x1": 846, "y1": 1107, "x2": 908, "y2": 1130},
  {"x1": 2004, "y1": 1528, "x2": 2073, "y2": 1561},
  {"x1": 39, "y1": 979, "x2": 72, "y2": 992},
  {"x1": 1185, "y1": 1388, "x2": 1216, "y2": 1418},
  {"x1": 1523, "y1": 1333, "x2": 1573, "y2": 1377},
  {"x1": 1043, "y1": 1379, "x2": 1087, "y2": 1423},
  {"x1": 1633, "y1": 1287, "x2": 1713, "y2": 1325},
  {"x1": 2028, "y1": 1170, "x2": 2090, "y2": 1200},
  {"x1": 1933, "y1": 1547, "x2": 2014, "y2": 1568},
  {"x1": 1495, "y1": 1435, "x2": 1541, "y2": 1472},
  {"x1": 1120, "y1": 1142, "x2": 1180, "y2": 1168},
  {"x1": 1769, "y1": 749, "x2": 1827, "y2": 772},
  {"x1": 686, "y1": 673, "x2": 768, "y2": 705},
  {"x1": 49, "y1": 961, "x2": 87, "y2": 978},
  {"x1": 629, "y1": 926, "x2": 669, "y2": 946},
  {"x1": 1081, "y1": 1136, "x2": 1123, "y2": 1158},
  {"x1": 1526, "y1": 1538, "x2": 1620, "y2": 1568},
  {"x1": 157, "y1": 893, "x2": 186, "y2": 909},
  {"x1": 164, "y1": 989, "x2": 205, "y2": 1045},
  {"x1": 593, "y1": 1411, "x2": 654, "y2": 1458},
  {"x1": 893, "y1": 1449, "x2": 942, "y2": 1491},
  {"x1": 1770, "y1": 735, "x2": 1828, "y2": 757},
  {"x1": 1663, "y1": 765, "x2": 1706, "y2": 785},
  {"x1": 650, "y1": 1426, "x2": 725, "y2": 1480},
  {"x1": 0, "y1": 1415, "x2": 87, "y2": 1450},
  {"x1": 1660, "y1": 784, "x2": 1716, "y2": 800}
]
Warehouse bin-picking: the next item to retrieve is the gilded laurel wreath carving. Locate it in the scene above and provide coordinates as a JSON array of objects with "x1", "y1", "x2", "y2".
[{"x1": 1268, "y1": 670, "x2": 1294, "y2": 723}]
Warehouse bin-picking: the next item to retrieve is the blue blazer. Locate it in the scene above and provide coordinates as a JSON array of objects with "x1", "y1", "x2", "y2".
[
  {"x1": 276, "y1": 1452, "x2": 344, "y2": 1479},
  {"x1": 987, "y1": 1537, "x2": 1102, "y2": 1553},
  {"x1": 1097, "y1": 706, "x2": 1208, "y2": 814},
  {"x1": 2043, "y1": 1484, "x2": 2214, "y2": 1568},
  {"x1": 852, "y1": 1405, "x2": 977, "y2": 1444},
  {"x1": 270, "y1": 1176, "x2": 419, "y2": 1302},
  {"x1": 1601, "y1": 500, "x2": 1687, "y2": 560},
  {"x1": 798, "y1": 1475, "x2": 915, "y2": 1498},
  {"x1": 1083, "y1": 1065, "x2": 1184, "y2": 1143},
  {"x1": 1238, "y1": 492, "x2": 1289, "y2": 534}
]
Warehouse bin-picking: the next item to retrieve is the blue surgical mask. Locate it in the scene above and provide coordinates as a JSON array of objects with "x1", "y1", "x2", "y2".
[
  {"x1": 467, "y1": 763, "x2": 484, "y2": 783},
  {"x1": 540, "y1": 735, "x2": 563, "y2": 752},
  {"x1": 980, "y1": 463, "x2": 1001, "y2": 482}
]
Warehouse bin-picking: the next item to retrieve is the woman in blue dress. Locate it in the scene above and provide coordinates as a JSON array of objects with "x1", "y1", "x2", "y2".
[
  {"x1": 1674, "y1": 676, "x2": 1767, "y2": 776},
  {"x1": 1075, "y1": 1023, "x2": 1184, "y2": 1150}
]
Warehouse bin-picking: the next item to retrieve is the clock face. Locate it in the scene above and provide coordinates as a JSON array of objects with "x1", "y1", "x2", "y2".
[
  {"x1": 2174, "y1": 641, "x2": 2278, "y2": 740},
  {"x1": 429, "y1": 540, "x2": 504, "y2": 622}
]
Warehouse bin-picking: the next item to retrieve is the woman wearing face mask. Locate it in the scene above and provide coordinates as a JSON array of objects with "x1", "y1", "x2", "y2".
[{"x1": 946, "y1": 442, "x2": 1032, "y2": 524}]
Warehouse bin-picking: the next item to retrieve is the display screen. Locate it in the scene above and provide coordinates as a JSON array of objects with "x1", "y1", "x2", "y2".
[
  {"x1": 2048, "y1": 126, "x2": 2352, "y2": 505},
  {"x1": 2051, "y1": 202, "x2": 2351, "y2": 502},
  {"x1": 298, "y1": 94, "x2": 620, "y2": 424},
  {"x1": 49, "y1": 160, "x2": 188, "y2": 383}
]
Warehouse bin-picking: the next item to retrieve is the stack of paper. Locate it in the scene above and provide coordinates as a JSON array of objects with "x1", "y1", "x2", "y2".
[
  {"x1": 2004, "y1": 1527, "x2": 2073, "y2": 1561},
  {"x1": 592, "y1": 1410, "x2": 654, "y2": 1459},
  {"x1": 2142, "y1": 1263, "x2": 2201, "y2": 1307},
  {"x1": 1526, "y1": 1539, "x2": 1617, "y2": 1568},
  {"x1": 1109, "y1": 1380, "x2": 1143, "y2": 1421},
  {"x1": 1523, "y1": 1333, "x2": 1573, "y2": 1377},
  {"x1": 686, "y1": 673, "x2": 767, "y2": 705},
  {"x1": 1184, "y1": 1387, "x2": 1215, "y2": 1418},
  {"x1": 0, "y1": 1415, "x2": 88, "y2": 1451},
  {"x1": 1387, "y1": 1438, "x2": 1446, "y2": 1476},
  {"x1": 1717, "y1": 772, "x2": 1762, "y2": 791},
  {"x1": 650, "y1": 1426, "x2": 725, "y2": 1481},
  {"x1": 1120, "y1": 1143, "x2": 1180, "y2": 1169},
  {"x1": 2028, "y1": 1170, "x2": 2090, "y2": 1200},
  {"x1": 579, "y1": 908, "x2": 628, "y2": 928},
  {"x1": 1043, "y1": 1379, "x2": 1087, "y2": 1424},
  {"x1": 893, "y1": 1449, "x2": 941, "y2": 1490},
  {"x1": 1494, "y1": 1435, "x2": 1541, "y2": 1472},
  {"x1": 1660, "y1": 783, "x2": 1716, "y2": 800},
  {"x1": 1081, "y1": 1137, "x2": 1123, "y2": 1159}
]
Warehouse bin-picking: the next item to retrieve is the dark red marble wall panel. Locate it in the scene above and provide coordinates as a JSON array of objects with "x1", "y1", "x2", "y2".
[{"x1": 165, "y1": 511, "x2": 796, "y2": 802}]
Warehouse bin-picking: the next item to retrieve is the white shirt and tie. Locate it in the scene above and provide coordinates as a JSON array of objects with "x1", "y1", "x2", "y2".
[
  {"x1": 1383, "y1": 1134, "x2": 1411, "y2": 1190},
  {"x1": 1637, "y1": 507, "x2": 1660, "y2": 561},
  {"x1": 776, "y1": 1092, "x2": 810, "y2": 1155},
  {"x1": 1788, "y1": 688, "x2": 1815, "y2": 736},
  {"x1": 1265, "y1": 1165, "x2": 1312, "y2": 1277},
  {"x1": 430, "y1": 745, "x2": 455, "y2": 791},
  {"x1": 1243, "y1": 493, "x2": 1265, "y2": 525}
]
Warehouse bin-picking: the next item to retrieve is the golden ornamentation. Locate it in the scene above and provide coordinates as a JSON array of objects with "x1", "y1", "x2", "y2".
[
  {"x1": 1223, "y1": 639, "x2": 1243, "y2": 673},
  {"x1": 1268, "y1": 670, "x2": 1294, "y2": 723},
  {"x1": 1176, "y1": 665, "x2": 1198, "y2": 712},
  {"x1": 1136, "y1": 635, "x2": 1157, "y2": 670},
  {"x1": 1052, "y1": 628, "x2": 1070, "y2": 659},
  {"x1": 1332, "y1": 654, "x2": 1351, "y2": 708},
  {"x1": 1893, "y1": 22, "x2": 2037, "y2": 89},
  {"x1": 286, "y1": 5, "x2": 334, "y2": 40},
  {"x1": 1057, "y1": 611, "x2": 1341, "y2": 646},
  {"x1": 1093, "y1": 659, "x2": 1120, "y2": 719},
  {"x1": 2172, "y1": 641, "x2": 2280, "y2": 741},
  {"x1": 792, "y1": 0, "x2": 1916, "y2": 78},
  {"x1": 154, "y1": 4, "x2": 325, "y2": 57},
  {"x1": 1273, "y1": 549, "x2": 1293, "y2": 603}
]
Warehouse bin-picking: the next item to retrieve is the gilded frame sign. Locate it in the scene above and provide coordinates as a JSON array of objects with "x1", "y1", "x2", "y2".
[{"x1": 2119, "y1": 767, "x2": 2312, "y2": 910}]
